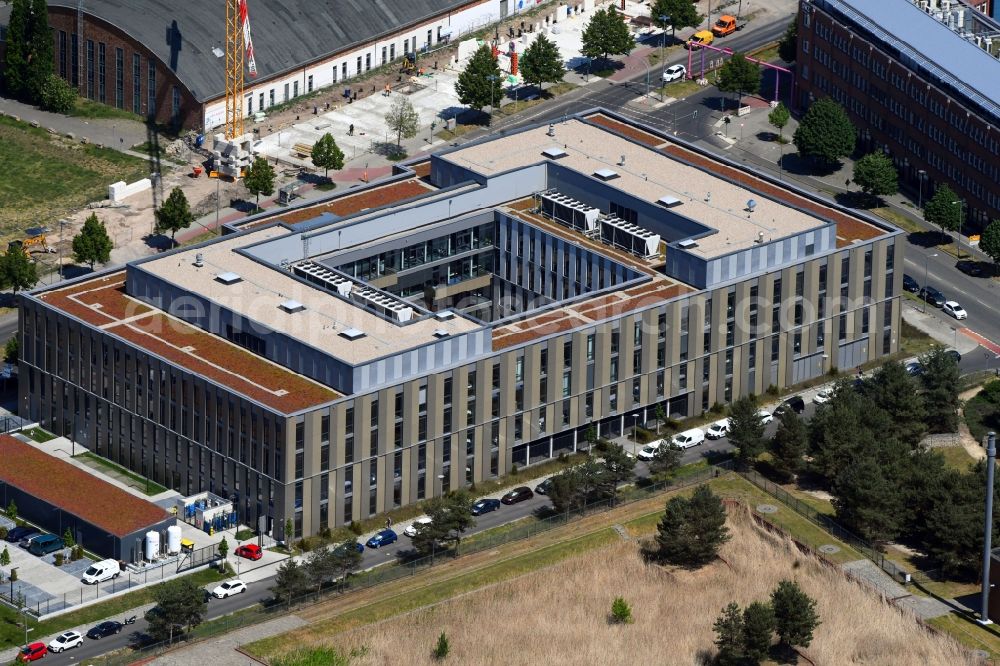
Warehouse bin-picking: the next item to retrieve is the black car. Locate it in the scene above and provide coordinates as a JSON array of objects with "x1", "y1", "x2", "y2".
[
  {"x1": 902, "y1": 274, "x2": 919, "y2": 293},
  {"x1": 534, "y1": 478, "x2": 553, "y2": 495},
  {"x1": 774, "y1": 395, "x2": 805, "y2": 416},
  {"x1": 945, "y1": 350, "x2": 962, "y2": 364},
  {"x1": 5, "y1": 525, "x2": 39, "y2": 543},
  {"x1": 86, "y1": 621, "x2": 123, "y2": 639},
  {"x1": 956, "y1": 260, "x2": 985, "y2": 278},
  {"x1": 919, "y1": 286, "x2": 946, "y2": 308},
  {"x1": 470, "y1": 498, "x2": 501, "y2": 516},
  {"x1": 501, "y1": 486, "x2": 534, "y2": 505}
]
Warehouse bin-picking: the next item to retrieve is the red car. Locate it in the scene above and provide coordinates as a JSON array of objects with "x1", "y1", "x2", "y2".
[
  {"x1": 18, "y1": 642, "x2": 47, "y2": 662},
  {"x1": 234, "y1": 543, "x2": 262, "y2": 561}
]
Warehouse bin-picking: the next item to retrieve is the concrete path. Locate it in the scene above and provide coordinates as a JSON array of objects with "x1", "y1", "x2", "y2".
[
  {"x1": 842, "y1": 559, "x2": 954, "y2": 620},
  {"x1": 0, "y1": 96, "x2": 147, "y2": 150}
]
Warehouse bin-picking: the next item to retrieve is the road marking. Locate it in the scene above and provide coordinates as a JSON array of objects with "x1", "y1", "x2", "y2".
[{"x1": 960, "y1": 328, "x2": 1000, "y2": 355}]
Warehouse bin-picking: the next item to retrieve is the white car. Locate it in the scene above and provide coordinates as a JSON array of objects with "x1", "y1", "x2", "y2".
[
  {"x1": 943, "y1": 301, "x2": 967, "y2": 320},
  {"x1": 404, "y1": 517, "x2": 433, "y2": 537},
  {"x1": 671, "y1": 428, "x2": 706, "y2": 449},
  {"x1": 48, "y1": 630, "x2": 84, "y2": 653},
  {"x1": 662, "y1": 64, "x2": 687, "y2": 82},
  {"x1": 757, "y1": 409, "x2": 774, "y2": 425},
  {"x1": 637, "y1": 440, "x2": 663, "y2": 461},
  {"x1": 813, "y1": 388, "x2": 834, "y2": 405},
  {"x1": 706, "y1": 418, "x2": 731, "y2": 440},
  {"x1": 212, "y1": 580, "x2": 247, "y2": 598}
]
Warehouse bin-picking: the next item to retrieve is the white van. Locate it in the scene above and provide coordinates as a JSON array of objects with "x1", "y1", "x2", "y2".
[
  {"x1": 81, "y1": 559, "x2": 120, "y2": 585},
  {"x1": 671, "y1": 427, "x2": 706, "y2": 449}
]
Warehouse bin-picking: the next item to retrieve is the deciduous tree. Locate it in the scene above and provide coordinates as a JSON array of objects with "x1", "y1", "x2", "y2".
[
  {"x1": 0, "y1": 245, "x2": 38, "y2": 295},
  {"x1": 771, "y1": 580, "x2": 820, "y2": 650},
  {"x1": 217, "y1": 536, "x2": 229, "y2": 560},
  {"x1": 655, "y1": 484, "x2": 729, "y2": 567},
  {"x1": 924, "y1": 183, "x2": 962, "y2": 233},
  {"x1": 456, "y1": 45, "x2": 503, "y2": 119},
  {"x1": 72, "y1": 213, "x2": 113, "y2": 269},
  {"x1": 581, "y1": 6, "x2": 635, "y2": 65},
  {"x1": 778, "y1": 18, "x2": 798, "y2": 63},
  {"x1": 768, "y1": 102, "x2": 790, "y2": 141},
  {"x1": 980, "y1": 219, "x2": 1000, "y2": 268},
  {"x1": 851, "y1": 152, "x2": 899, "y2": 204},
  {"x1": 650, "y1": 0, "x2": 702, "y2": 40},
  {"x1": 244, "y1": 156, "x2": 276, "y2": 209},
  {"x1": 4, "y1": 337, "x2": 19, "y2": 365},
  {"x1": 385, "y1": 96, "x2": 419, "y2": 148},
  {"x1": 154, "y1": 187, "x2": 193, "y2": 245},
  {"x1": 717, "y1": 52, "x2": 761, "y2": 107},
  {"x1": 311, "y1": 132, "x2": 345, "y2": 179},
  {"x1": 144, "y1": 578, "x2": 207, "y2": 642},
  {"x1": 411, "y1": 490, "x2": 476, "y2": 555},
  {"x1": 793, "y1": 98, "x2": 856, "y2": 167},
  {"x1": 728, "y1": 395, "x2": 766, "y2": 470},
  {"x1": 519, "y1": 34, "x2": 565, "y2": 93}
]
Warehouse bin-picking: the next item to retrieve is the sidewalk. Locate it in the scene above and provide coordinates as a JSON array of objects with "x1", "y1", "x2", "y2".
[{"x1": 0, "y1": 97, "x2": 147, "y2": 151}]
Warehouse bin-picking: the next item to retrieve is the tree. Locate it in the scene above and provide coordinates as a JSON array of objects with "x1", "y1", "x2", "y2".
[
  {"x1": 244, "y1": 156, "x2": 275, "y2": 210},
  {"x1": 4, "y1": 337, "x2": 19, "y2": 365},
  {"x1": 650, "y1": 0, "x2": 702, "y2": 39},
  {"x1": 768, "y1": 102, "x2": 790, "y2": 141},
  {"x1": 0, "y1": 245, "x2": 39, "y2": 295},
  {"x1": 3, "y1": 0, "x2": 31, "y2": 100},
  {"x1": 647, "y1": 441, "x2": 682, "y2": 477},
  {"x1": 610, "y1": 596, "x2": 633, "y2": 624},
  {"x1": 833, "y1": 442, "x2": 910, "y2": 545},
  {"x1": 920, "y1": 346, "x2": 961, "y2": 433},
  {"x1": 519, "y1": 34, "x2": 565, "y2": 93},
  {"x1": 793, "y1": 98, "x2": 856, "y2": 167},
  {"x1": 924, "y1": 183, "x2": 962, "y2": 234},
  {"x1": 456, "y1": 45, "x2": 503, "y2": 119},
  {"x1": 62, "y1": 527, "x2": 75, "y2": 548},
  {"x1": 728, "y1": 395, "x2": 766, "y2": 470},
  {"x1": 385, "y1": 96, "x2": 419, "y2": 150},
  {"x1": 771, "y1": 580, "x2": 820, "y2": 650},
  {"x1": 778, "y1": 18, "x2": 798, "y2": 63},
  {"x1": 861, "y1": 360, "x2": 926, "y2": 445},
  {"x1": 6, "y1": 500, "x2": 16, "y2": 519},
  {"x1": 920, "y1": 462, "x2": 1000, "y2": 576},
  {"x1": 304, "y1": 548, "x2": 337, "y2": 592},
  {"x1": 655, "y1": 484, "x2": 730, "y2": 567},
  {"x1": 654, "y1": 404, "x2": 667, "y2": 434},
  {"x1": 808, "y1": 381, "x2": 890, "y2": 482},
  {"x1": 217, "y1": 536, "x2": 229, "y2": 560},
  {"x1": 72, "y1": 213, "x2": 113, "y2": 269},
  {"x1": 271, "y1": 559, "x2": 310, "y2": 604},
  {"x1": 713, "y1": 602, "x2": 745, "y2": 666},
  {"x1": 743, "y1": 601, "x2": 776, "y2": 663},
  {"x1": 717, "y1": 52, "x2": 761, "y2": 108},
  {"x1": 144, "y1": 578, "x2": 207, "y2": 643},
  {"x1": 980, "y1": 219, "x2": 1000, "y2": 269},
  {"x1": 26, "y1": 0, "x2": 55, "y2": 103},
  {"x1": 770, "y1": 408, "x2": 807, "y2": 481},
  {"x1": 40, "y1": 74, "x2": 77, "y2": 113},
  {"x1": 310, "y1": 132, "x2": 345, "y2": 179},
  {"x1": 851, "y1": 152, "x2": 899, "y2": 204},
  {"x1": 330, "y1": 538, "x2": 364, "y2": 582},
  {"x1": 601, "y1": 442, "x2": 636, "y2": 489},
  {"x1": 0, "y1": 546, "x2": 9, "y2": 566},
  {"x1": 154, "y1": 187, "x2": 193, "y2": 245},
  {"x1": 433, "y1": 632, "x2": 450, "y2": 660},
  {"x1": 411, "y1": 490, "x2": 476, "y2": 555},
  {"x1": 284, "y1": 518, "x2": 294, "y2": 544},
  {"x1": 580, "y1": 6, "x2": 635, "y2": 65}
]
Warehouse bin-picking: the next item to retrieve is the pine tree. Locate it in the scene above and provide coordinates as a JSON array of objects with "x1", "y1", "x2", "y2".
[
  {"x1": 713, "y1": 602, "x2": 745, "y2": 666},
  {"x1": 648, "y1": 441, "x2": 682, "y2": 477},
  {"x1": 519, "y1": 34, "x2": 565, "y2": 94},
  {"x1": 728, "y1": 395, "x2": 766, "y2": 470},
  {"x1": 243, "y1": 156, "x2": 275, "y2": 210},
  {"x1": 433, "y1": 631, "x2": 450, "y2": 660},
  {"x1": 154, "y1": 187, "x2": 194, "y2": 245},
  {"x1": 655, "y1": 484, "x2": 730, "y2": 567},
  {"x1": 72, "y1": 213, "x2": 113, "y2": 269},
  {"x1": 0, "y1": 245, "x2": 39, "y2": 295},
  {"x1": 920, "y1": 346, "x2": 961, "y2": 433},
  {"x1": 833, "y1": 445, "x2": 908, "y2": 545},
  {"x1": 3, "y1": 0, "x2": 31, "y2": 100},
  {"x1": 770, "y1": 408, "x2": 807, "y2": 481},
  {"x1": 862, "y1": 360, "x2": 926, "y2": 445},
  {"x1": 852, "y1": 152, "x2": 899, "y2": 204},
  {"x1": 0, "y1": 546, "x2": 10, "y2": 566},
  {"x1": 924, "y1": 183, "x2": 961, "y2": 233},
  {"x1": 743, "y1": 601, "x2": 776, "y2": 663},
  {"x1": 310, "y1": 133, "x2": 345, "y2": 179},
  {"x1": 793, "y1": 98, "x2": 856, "y2": 167},
  {"x1": 610, "y1": 596, "x2": 633, "y2": 624},
  {"x1": 26, "y1": 0, "x2": 55, "y2": 104},
  {"x1": 385, "y1": 96, "x2": 419, "y2": 148},
  {"x1": 456, "y1": 45, "x2": 503, "y2": 120},
  {"x1": 771, "y1": 580, "x2": 820, "y2": 650},
  {"x1": 717, "y1": 52, "x2": 761, "y2": 107},
  {"x1": 581, "y1": 6, "x2": 635, "y2": 66},
  {"x1": 271, "y1": 559, "x2": 310, "y2": 604}
]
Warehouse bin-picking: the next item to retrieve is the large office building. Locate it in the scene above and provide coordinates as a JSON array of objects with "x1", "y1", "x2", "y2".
[
  {"x1": 19, "y1": 111, "x2": 900, "y2": 540},
  {"x1": 796, "y1": 0, "x2": 1000, "y2": 229}
]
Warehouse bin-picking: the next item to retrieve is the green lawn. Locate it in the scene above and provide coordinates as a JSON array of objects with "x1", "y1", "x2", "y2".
[
  {"x1": 75, "y1": 452, "x2": 169, "y2": 496},
  {"x1": 68, "y1": 98, "x2": 145, "y2": 123},
  {"x1": 936, "y1": 445, "x2": 978, "y2": 472},
  {"x1": 900, "y1": 319, "x2": 939, "y2": 357},
  {"x1": 928, "y1": 612, "x2": 1000, "y2": 659},
  {"x1": 0, "y1": 115, "x2": 148, "y2": 238},
  {"x1": 23, "y1": 427, "x2": 56, "y2": 443}
]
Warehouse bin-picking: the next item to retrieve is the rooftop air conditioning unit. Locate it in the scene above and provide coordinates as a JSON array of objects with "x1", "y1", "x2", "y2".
[{"x1": 194, "y1": 253, "x2": 204, "y2": 268}]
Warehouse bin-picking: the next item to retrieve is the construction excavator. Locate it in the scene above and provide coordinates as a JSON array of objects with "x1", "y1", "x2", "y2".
[{"x1": 8, "y1": 227, "x2": 55, "y2": 255}]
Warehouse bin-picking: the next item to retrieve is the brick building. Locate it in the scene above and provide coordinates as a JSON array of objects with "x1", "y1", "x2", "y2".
[{"x1": 797, "y1": 0, "x2": 1000, "y2": 230}]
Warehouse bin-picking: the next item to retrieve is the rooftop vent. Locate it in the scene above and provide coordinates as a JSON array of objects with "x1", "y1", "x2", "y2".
[
  {"x1": 279, "y1": 299, "x2": 306, "y2": 313},
  {"x1": 432, "y1": 329, "x2": 451, "y2": 338},
  {"x1": 541, "y1": 146, "x2": 567, "y2": 159},
  {"x1": 657, "y1": 195, "x2": 682, "y2": 208},
  {"x1": 547, "y1": 124, "x2": 555, "y2": 137},
  {"x1": 434, "y1": 311, "x2": 456, "y2": 321},
  {"x1": 216, "y1": 272, "x2": 242, "y2": 285},
  {"x1": 746, "y1": 199, "x2": 757, "y2": 213},
  {"x1": 194, "y1": 253, "x2": 204, "y2": 268},
  {"x1": 339, "y1": 328, "x2": 366, "y2": 340},
  {"x1": 678, "y1": 238, "x2": 698, "y2": 249},
  {"x1": 212, "y1": 47, "x2": 224, "y2": 58},
  {"x1": 755, "y1": 231, "x2": 765, "y2": 244},
  {"x1": 593, "y1": 168, "x2": 619, "y2": 181}
]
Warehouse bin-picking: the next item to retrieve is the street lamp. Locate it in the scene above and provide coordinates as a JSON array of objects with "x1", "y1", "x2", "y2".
[
  {"x1": 922, "y1": 252, "x2": 937, "y2": 313},
  {"x1": 659, "y1": 15, "x2": 670, "y2": 103},
  {"x1": 631, "y1": 414, "x2": 639, "y2": 442},
  {"x1": 486, "y1": 75, "x2": 498, "y2": 124},
  {"x1": 917, "y1": 169, "x2": 926, "y2": 209},
  {"x1": 951, "y1": 200, "x2": 965, "y2": 260}
]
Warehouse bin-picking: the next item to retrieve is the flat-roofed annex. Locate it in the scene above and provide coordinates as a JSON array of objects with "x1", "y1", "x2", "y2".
[
  {"x1": 136, "y1": 227, "x2": 480, "y2": 366},
  {"x1": 441, "y1": 119, "x2": 826, "y2": 258}
]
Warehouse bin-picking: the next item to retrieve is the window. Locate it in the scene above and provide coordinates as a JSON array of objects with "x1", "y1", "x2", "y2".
[
  {"x1": 86, "y1": 40, "x2": 95, "y2": 99},
  {"x1": 269, "y1": 88, "x2": 275, "y2": 106},
  {"x1": 293, "y1": 80, "x2": 299, "y2": 97},
  {"x1": 307, "y1": 74, "x2": 313, "y2": 92},
  {"x1": 58, "y1": 31, "x2": 67, "y2": 78},
  {"x1": 404, "y1": 38, "x2": 410, "y2": 54},
  {"x1": 391, "y1": 43, "x2": 396, "y2": 60},
  {"x1": 171, "y1": 86, "x2": 180, "y2": 122},
  {"x1": 283, "y1": 83, "x2": 289, "y2": 101},
  {"x1": 365, "y1": 53, "x2": 371, "y2": 71},
  {"x1": 98, "y1": 42, "x2": 106, "y2": 103},
  {"x1": 115, "y1": 47, "x2": 124, "y2": 109},
  {"x1": 342, "y1": 62, "x2": 348, "y2": 80},
  {"x1": 132, "y1": 53, "x2": 141, "y2": 113}
]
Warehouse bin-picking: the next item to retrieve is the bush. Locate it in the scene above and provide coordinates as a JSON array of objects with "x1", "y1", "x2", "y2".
[
  {"x1": 710, "y1": 402, "x2": 726, "y2": 414},
  {"x1": 349, "y1": 521, "x2": 363, "y2": 536},
  {"x1": 234, "y1": 529, "x2": 255, "y2": 541},
  {"x1": 432, "y1": 632, "x2": 450, "y2": 660},
  {"x1": 54, "y1": 552, "x2": 64, "y2": 566},
  {"x1": 0, "y1": 527, "x2": 7, "y2": 540},
  {"x1": 610, "y1": 596, "x2": 633, "y2": 624},
  {"x1": 62, "y1": 527, "x2": 76, "y2": 548},
  {"x1": 70, "y1": 545, "x2": 84, "y2": 561},
  {"x1": 10, "y1": 568, "x2": 17, "y2": 582},
  {"x1": 40, "y1": 74, "x2": 78, "y2": 114},
  {"x1": 510, "y1": 463, "x2": 519, "y2": 476},
  {"x1": 0, "y1": 546, "x2": 9, "y2": 566}
]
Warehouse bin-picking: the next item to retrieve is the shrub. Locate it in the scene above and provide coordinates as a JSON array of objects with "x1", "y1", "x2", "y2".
[
  {"x1": 610, "y1": 596, "x2": 633, "y2": 624},
  {"x1": 40, "y1": 75, "x2": 78, "y2": 114},
  {"x1": 0, "y1": 546, "x2": 9, "y2": 566},
  {"x1": 510, "y1": 464, "x2": 519, "y2": 476},
  {"x1": 6, "y1": 500, "x2": 16, "y2": 519},
  {"x1": 710, "y1": 402, "x2": 726, "y2": 414},
  {"x1": 433, "y1": 632, "x2": 450, "y2": 660},
  {"x1": 234, "y1": 529, "x2": 255, "y2": 541},
  {"x1": 766, "y1": 384, "x2": 780, "y2": 397},
  {"x1": 10, "y1": 568, "x2": 17, "y2": 582},
  {"x1": 54, "y1": 552, "x2": 64, "y2": 566},
  {"x1": 62, "y1": 528, "x2": 76, "y2": 548},
  {"x1": 0, "y1": 527, "x2": 7, "y2": 540},
  {"x1": 349, "y1": 521, "x2": 363, "y2": 536}
]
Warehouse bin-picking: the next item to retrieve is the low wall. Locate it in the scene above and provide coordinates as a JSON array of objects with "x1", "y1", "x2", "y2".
[{"x1": 109, "y1": 178, "x2": 152, "y2": 203}]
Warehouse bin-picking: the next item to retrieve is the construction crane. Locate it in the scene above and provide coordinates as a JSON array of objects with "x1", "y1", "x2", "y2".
[{"x1": 225, "y1": 0, "x2": 257, "y2": 141}]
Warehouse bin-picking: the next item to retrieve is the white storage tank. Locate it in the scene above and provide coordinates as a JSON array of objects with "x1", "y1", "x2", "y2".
[
  {"x1": 166, "y1": 525, "x2": 183, "y2": 555},
  {"x1": 145, "y1": 531, "x2": 161, "y2": 561}
]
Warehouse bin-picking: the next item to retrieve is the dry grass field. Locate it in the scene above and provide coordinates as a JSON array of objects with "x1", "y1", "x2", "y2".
[{"x1": 320, "y1": 507, "x2": 978, "y2": 666}]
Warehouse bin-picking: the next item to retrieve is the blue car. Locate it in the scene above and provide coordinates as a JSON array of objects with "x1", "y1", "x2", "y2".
[
  {"x1": 471, "y1": 498, "x2": 501, "y2": 516},
  {"x1": 334, "y1": 540, "x2": 364, "y2": 555},
  {"x1": 366, "y1": 529, "x2": 398, "y2": 549}
]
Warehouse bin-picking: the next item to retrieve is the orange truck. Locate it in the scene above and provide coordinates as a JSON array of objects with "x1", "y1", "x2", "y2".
[{"x1": 711, "y1": 15, "x2": 746, "y2": 37}]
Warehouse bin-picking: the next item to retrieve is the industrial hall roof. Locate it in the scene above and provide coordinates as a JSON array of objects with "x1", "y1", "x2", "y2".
[{"x1": 47, "y1": 0, "x2": 475, "y2": 102}]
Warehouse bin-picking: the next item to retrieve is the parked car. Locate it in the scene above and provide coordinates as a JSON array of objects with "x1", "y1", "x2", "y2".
[
  {"x1": 661, "y1": 64, "x2": 687, "y2": 82},
  {"x1": 534, "y1": 478, "x2": 553, "y2": 495},
  {"x1": 813, "y1": 387, "x2": 834, "y2": 405},
  {"x1": 86, "y1": 621, "x2": 123, "y2": 639},
  {"x1": 332, "y1": 540, "x2": 364, "y2": 557},
  {"x1": 942, "y1": 300, "x2": 967, "y2": 320},
  {"x1": 81, "y1": 558, "x2": 120, "y2": 585},
  {"x1": 471, "y1": 498, "x2": 501, "y2": 516},
  {"x1": 17, "y1": 642, "x2": 46, "y2": 662},
  {"x1": 705, "y1": 419, "x2": 731, "y2": 440},
  {"x1": 902, "y1": 274, "x2": 919, "y2": 293},
  {"x1": 404, "y1": 517, "x2": 433, "y2": 538},
  {"x1": 212, "y1": 580, "x2": 247, "y2": 598},
  {"x1": 905, "y1": 361, "x2": 924, "y2": 376},
  {"x1": 6, "y1": 526, "x2": 39, "y2": 543},
  {"x1": 775, "y1": 395, "x2": 805, "y2": 416},
  {"x1": 234, "y1": 544, "x2": 263, "y2": 561},
  {"x1": 945, "y1": 349, "x2": 962, "y2": 364},
  {"x1": 48, "y1": 631, "x2": 83, "y2": 653},
  {"x1": 501, "y1": 486, "x2": 534, "y2": 505},
  {"x1": 637, "y1": 440, "x2": 664, "y2": 461},
  {"x1": 757, "y1": 409, "x2": 774, "y2": 425},
  {"x1": 919, "y1": 286, "x2": 946, "y2": 308},
  {"x1": 671, "y1": 428, "x2": 706, "y2": 449},
  {"x1": 956, "y1": 260, "x2": 985, "y2": 277},
  {"x1": 366, "y1": 529, "x2": 398, "y2": 548},
  {"x1": 29, "y1": 534, "x2": 64, "y2": 556},
  {"x1": 19, "y1": 534, "x2": 42, "y2": 549}
]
